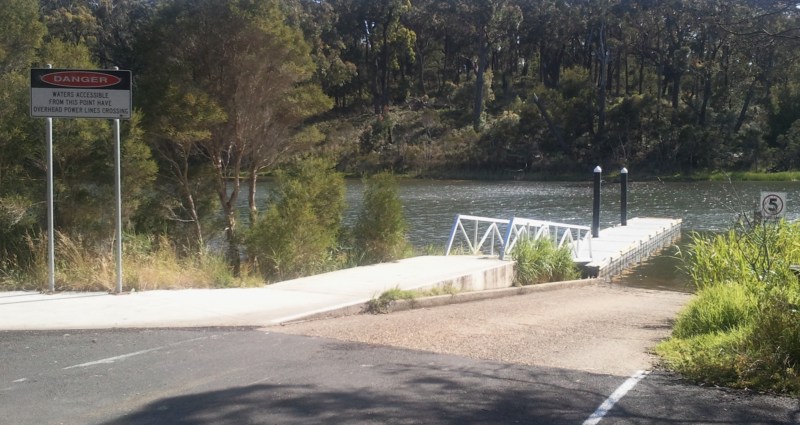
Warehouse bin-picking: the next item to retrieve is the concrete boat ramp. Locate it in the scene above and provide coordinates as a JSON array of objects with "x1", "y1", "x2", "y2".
[
  {"x1": 0, "y1": 256, "x2": 513, "y2": 330},
  {"x1": 0, "y1": 217, "x2": 680, "y2": 331}
]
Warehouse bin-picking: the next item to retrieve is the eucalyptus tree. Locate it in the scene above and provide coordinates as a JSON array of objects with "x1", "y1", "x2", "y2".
[
  {"x1": 91, "y1": 0, "x2": 159, "y2": 69},
  {"x1": 39, "y1": 0, "x2": 99, "y2": 47},
  {"x1": 0, "y1": 0, "x2": 45, "y2": 74},
  {"x1": 332, "y1": 0, "x2": 415, "y2": 113},
  {"x1": 403, "y1": 0, "x2": 444, "y2": 96},
  {"x1": 445, "y1": 0, "x2": 515, "y2": 130},
  {"x1": 2, "y1": 0, "x2": 155, "y2": 264},
  {"x1": 137, "y1": 0, "x2": 331, "y2": 274},
  {"x1": 288, "y1": 0, "x2": 358, "y2": 109},
  {"x1": 140, "y1": 86, "x2": 226, "y2": 250},
  {"x1": 0, "y1": 0, "x2": 46, "y2": 267}
]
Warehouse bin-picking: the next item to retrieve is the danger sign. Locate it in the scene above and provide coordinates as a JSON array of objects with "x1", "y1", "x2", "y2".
[{"x1": 30, "y1": 68, "x2": 131, "y2": 119}]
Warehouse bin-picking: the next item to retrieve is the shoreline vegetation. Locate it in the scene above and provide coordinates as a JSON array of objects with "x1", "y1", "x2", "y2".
[
  {"x1": 408, "y1": 170, "x2": 800, "y2": 183},
  {"x1": 248, "y1": 168, "x2": 800, "y2": 184},
  {"x1": 657, "y1": 220, "x2": 800, "y2": 396}
]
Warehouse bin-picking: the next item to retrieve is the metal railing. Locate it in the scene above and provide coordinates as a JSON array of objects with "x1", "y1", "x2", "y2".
[
  {"x1": 500, "y1": 217, "x2": 592, "y2": 260},
  {"x1": 445, "y1": 215, "x2": 508, "y2": 256},
  {"x1": 444, "y1": 214, "x2": 592, "y2": 260}
]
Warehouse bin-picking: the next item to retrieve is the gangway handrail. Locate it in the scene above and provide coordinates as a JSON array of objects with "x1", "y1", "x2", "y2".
[
  {"x1": 445, "y1": 214, "x2": 509, "y2": 256},
  {"x1": 445, "y1": 214, "x2": 593, "y2": 261}
]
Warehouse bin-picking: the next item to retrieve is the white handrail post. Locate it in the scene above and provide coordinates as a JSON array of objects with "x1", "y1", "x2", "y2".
[
  {"x1": 490, "y1": 226, "x2": 495, "y2": 256},
  {"x1": 445, "y1": 214, "x2": 461, "y2": 255},
  {"x1": 500, "y1": 216, "x2": 515, "y2": 260},
  {"x1": 473, "y1": 219, "x2": 479, "y2": 253}
]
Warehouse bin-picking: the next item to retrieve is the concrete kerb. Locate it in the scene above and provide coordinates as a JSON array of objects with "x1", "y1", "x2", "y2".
[{"x1": 277, "y1": 278, "x2": 602, "y2": 325}]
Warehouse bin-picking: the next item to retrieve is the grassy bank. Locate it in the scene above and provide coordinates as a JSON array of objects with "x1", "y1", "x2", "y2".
[
  {"x1": 708, "y1": 171, "x2": 800, "y2": 182},
  {"x1": 656, "y1": 222, "x2": 800, "y2": 395},
  {"x1": 0, "y1": 233, "x2": 260, "y2": 292},
  {"x1": 409, "y1": 168, "x2": 800, "y2": 183}
]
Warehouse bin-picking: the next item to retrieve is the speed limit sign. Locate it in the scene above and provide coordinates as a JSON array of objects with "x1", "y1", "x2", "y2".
[{"x1": 761, "y1": 192, "x2": 787, "y2": 219}]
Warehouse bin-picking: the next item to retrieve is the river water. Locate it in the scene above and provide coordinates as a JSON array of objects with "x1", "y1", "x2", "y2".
[{"x1": 252, "y1": 179, "x2": 800, "y2": 292}]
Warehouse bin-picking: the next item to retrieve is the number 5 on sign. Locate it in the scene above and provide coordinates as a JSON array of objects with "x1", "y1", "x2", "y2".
[{"x1": 760, "y1": 192, "x2": 787, "y2": 219}]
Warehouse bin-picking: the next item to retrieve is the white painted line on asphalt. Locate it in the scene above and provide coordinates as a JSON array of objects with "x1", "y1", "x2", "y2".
[
  {"x1": 582, "y1": 370, "x2": 650, "y2": 425},
  {"x1": 62, "y1": 336, "x2": 211, "y2": 370},
  {"x1": 63, "y1": 347, "x2": 162, "y2": 369}
]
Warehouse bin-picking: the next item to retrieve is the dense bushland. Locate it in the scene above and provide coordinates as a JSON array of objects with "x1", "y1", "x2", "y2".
[{"x1": 657, "y1": 221, "x2": 800, "y2": 394}]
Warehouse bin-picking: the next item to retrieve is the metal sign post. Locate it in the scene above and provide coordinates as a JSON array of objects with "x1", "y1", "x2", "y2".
[
  {"x1": 114, "y1": 118, "x2": 123, "y2": 293},
  {"x1": 31, "y1": 67, "x2": 131, "y2": 293},
  {"x1": 46, "y1": 115, "x2": 55, "y2": 293}
]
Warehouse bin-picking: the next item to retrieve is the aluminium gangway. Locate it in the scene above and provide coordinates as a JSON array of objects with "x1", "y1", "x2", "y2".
[{"x1": 445, "y1": 214, "x2": 681, "y2": 278}]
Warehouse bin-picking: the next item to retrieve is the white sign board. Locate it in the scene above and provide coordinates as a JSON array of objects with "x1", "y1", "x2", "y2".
[
  {"x1": 30, "y1": 68, "x2": 131, "y2": 119},
  {"x1": 760, "y1": 191, "x2": 787, "y2": 219}
]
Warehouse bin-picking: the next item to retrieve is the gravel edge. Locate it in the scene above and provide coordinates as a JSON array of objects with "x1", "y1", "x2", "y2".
[{"x1": 280, "y1": 278, "x2": 602, "y2": 324}]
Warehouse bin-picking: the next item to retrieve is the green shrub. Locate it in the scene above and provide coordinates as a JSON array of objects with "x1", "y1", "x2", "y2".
[
  {"x1": 352, "y1": 172, "x2": 410, "y2": 265},
  {"x1": 672, "y1": 282, "x2": 758, "y2": 339},
  {"x1": 656, "y1": 327, "x2": 748, "y2": 386},
  {"x1": 245, "y1": 158, "x2": 345, "y2": 281},
  {"x1": 739, "y1": 287, "x2": 800, "y2": 393},
  {"x1": 511, "y1": 237, "x2": 579, "y2": 286}
]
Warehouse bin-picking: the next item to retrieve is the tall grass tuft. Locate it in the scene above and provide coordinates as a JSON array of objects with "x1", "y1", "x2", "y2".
[
  {"x1": 511, "y1": 237, "x2": 579, "y2": 286},
  {"x1": 671, "y1": 282, "x2": 758, "y2": 339}
]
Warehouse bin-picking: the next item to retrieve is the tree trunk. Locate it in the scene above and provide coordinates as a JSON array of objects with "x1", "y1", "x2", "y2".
[
  {"x1": 734, "y1": 79, "x2": 756, "y2": 133},
  {"x1": 698, "y1": 72, "x2": 712, "y2": 127},
  {"x1": 473, "y1": 31, "x2": 488, "y2": 131},
  {"x1": 638, "y1": 52, "x2": 644, "y2": 95},
  {"x1": 671, "y1": 69, "x2": 681, "y2": 110},
  {"x1": 381, "y1": 17, "x2": 391, "y2": 110},
  {"x1": 180, "y1": 183, "x2": 204, "y2": 249},
  {"x1": 224, "y1": 212, "x2": 240, "y2": 277},
  {"x1": 532, "y1": 92, "x2": 565, "y2": 152},
  {"x1": 415, "y1": 38, "x2": 426, "y2": 95},
  {"x1": 214, "y1": 152, "x2": 241, "y2": 277},
  {"x1": 247, "y1": 168, "x2": 258, "y2": 226},
  {"x1": 596, "y1": 22, "x2": 608, "y2": 145}
]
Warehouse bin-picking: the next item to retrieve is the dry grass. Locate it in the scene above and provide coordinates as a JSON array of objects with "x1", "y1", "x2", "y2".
[{"x1": 11, "y1": 233, "x2": 261, "y2": 292}]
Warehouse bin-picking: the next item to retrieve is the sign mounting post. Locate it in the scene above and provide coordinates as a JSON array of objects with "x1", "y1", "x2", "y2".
[{"x1": 31, "y1": 68, "x2": 132, "y2": 294}]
